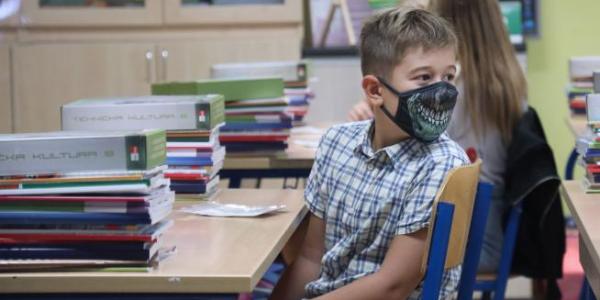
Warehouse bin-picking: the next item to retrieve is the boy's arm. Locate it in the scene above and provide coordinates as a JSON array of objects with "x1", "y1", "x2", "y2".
[
  {"x1": 269, "y1": 213, "x2": 326, "y2": 300},
  {"x1": 314, "y1": 228, "x2": 427, "y2": 300}
]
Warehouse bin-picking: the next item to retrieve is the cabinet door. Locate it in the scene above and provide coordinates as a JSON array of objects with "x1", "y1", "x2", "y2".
[
  {"x1": 157, "y1": 33, "x2": 301, "y2": 82},
  {"x1": 164, "y1": 0, "x2": 301, "y2": 26},
  {"x1": 0, "y1": 45, "x2": 11, "y2": 133},
  {"x1": 20, "y1": 0, "x2": 161, "y2": 27},
  {"x1": 13, "y1": 42, "x2": 156, "y2": 132}
]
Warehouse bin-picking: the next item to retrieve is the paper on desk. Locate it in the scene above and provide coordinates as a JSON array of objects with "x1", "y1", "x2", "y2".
[
  {"x1": 291, "y1": 126, "x2": 325, "y2": 135},
  {"x1": 181, "y1": 202, "x2": 287, "y2": 217},
  {"x1": 293, "y1": 139, "x2": 319, "y2": 149}
]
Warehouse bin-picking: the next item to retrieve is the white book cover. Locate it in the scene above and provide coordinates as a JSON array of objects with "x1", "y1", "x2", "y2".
[
  {"x1": 62, "y1": 95, "x2": 224, "y2": 131},
  {"x1": 570, "y1": 56, "x2": 600, "y2": 80},
  {"x1": 211, "y1": 61, "x2": 307, "y2": 83},
  {"x1": 587, "y1": 94, "x2": 600, "y2": 124}
]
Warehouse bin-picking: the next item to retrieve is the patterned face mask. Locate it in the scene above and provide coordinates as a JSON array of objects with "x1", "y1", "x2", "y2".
[{"x1": 377, "y1": 77, "x2": 458, "y2": 143}]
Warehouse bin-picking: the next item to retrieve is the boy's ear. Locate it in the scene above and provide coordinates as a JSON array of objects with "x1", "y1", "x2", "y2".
[{"x1": 362, "y1": 75, "x2": 384, "y2": 108}]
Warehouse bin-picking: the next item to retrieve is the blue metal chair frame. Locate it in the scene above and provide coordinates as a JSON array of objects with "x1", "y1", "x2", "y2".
[
  {"x1": 457, "y1": 182, "x2": 523, "y2": 300},
  {"x1": 473, "y1": 201, "x2": 523, "y2": 300},
  {"x1": 423, "y1": 182, "x2": 495, "y2": 300},
  {"x1": 457, "y1": 183, "x2": 494, "y2": 299},
  {"x1": 566, "y1": 148, "x2": 579, "y2": 180},
  {"x1": 422, "y1": 201, "x2": 455, "y2": 300},
  {"x1": 580, "y1": 279, "x2": 598, "y2": 300}
]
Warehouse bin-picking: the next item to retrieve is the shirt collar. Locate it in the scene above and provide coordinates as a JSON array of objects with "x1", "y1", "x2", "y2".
[{"x1": 354, "y1": 120, "x2": 422, "y2": 170}]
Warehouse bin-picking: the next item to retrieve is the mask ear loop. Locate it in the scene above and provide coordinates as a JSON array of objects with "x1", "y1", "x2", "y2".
[
  {"x1": 374, "y1": 77, "x2": 402, "y2": 120},
  {"x1": 376, "y1": 76, "x2": 403, "y2": 96}
]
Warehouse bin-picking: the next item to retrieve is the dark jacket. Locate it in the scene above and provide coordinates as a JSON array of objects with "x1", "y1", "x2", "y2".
[{"x1": 504, "y1": 107, "x2": 565, "y2": 279}]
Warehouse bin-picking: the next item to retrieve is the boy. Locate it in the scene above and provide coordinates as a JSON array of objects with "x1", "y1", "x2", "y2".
[{"x1": 270, "y1": 7, "x2": 469, "y2": 300}]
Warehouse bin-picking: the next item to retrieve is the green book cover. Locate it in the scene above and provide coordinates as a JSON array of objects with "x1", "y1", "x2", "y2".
[
  {"x1": 0, "y1": 201, "x2": 85, "y2": 212},
  {"x1": 152, "y1": 77, "x2": 284, "y2": 101},
  {"x1": 19, "y1": 179, "x2": 151, "y2": 189}
]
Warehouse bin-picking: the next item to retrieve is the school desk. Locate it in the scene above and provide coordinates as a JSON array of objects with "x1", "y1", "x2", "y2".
[
  {"x1": 561, "y1": 180, "x2": 600, "y2": 298},
  {"x1": 0, "y1": 189, "x2": 308, "y2": 296},
  {"x1": 565, "y1": 115, "x2": 587, "y2": 179},
  {"x1": 220, "y1": 123, "x2": 332, "y2": 188}
]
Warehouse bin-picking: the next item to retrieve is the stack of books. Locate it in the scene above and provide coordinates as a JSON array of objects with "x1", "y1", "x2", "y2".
[
  {"x1": 210, "y1": 61, "x2": 315, "y2": 125},
  {"x1": 567, "y1": 57, "x2": 600, "y2": 115},
  {"x1": 0, "y1": 130, "x2": 174, "y2": 271},
  {"x1": 577, "y1": 94, "x2": 600, "y2": 192},
  {"x1": 61, "y1": 95, "x2": 225, "y2": 200},
  {"x1": 152, "y1": 78, "x2": 292, "y2": 156}
]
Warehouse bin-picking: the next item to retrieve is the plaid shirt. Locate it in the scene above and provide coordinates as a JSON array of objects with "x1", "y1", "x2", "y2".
[{"x1": 304, "y1": 120, "x2": 469, "y2": 299}]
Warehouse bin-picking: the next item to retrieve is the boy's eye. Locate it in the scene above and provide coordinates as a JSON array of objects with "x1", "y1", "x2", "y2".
[
  {"x1": 444, "y1": 74, "x2": 456, "y2": 81},
  {"x1": 416, "y1": 74, "x2": 432, "y2": 81}
]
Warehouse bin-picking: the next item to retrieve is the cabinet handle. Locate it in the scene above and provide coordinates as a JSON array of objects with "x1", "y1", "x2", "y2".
[
  {"x1": 145, "y1": 50, "x2": 154, "y2": 84},
  {"x1": 160, "y1": 50, "x2": 169, "y2": 81}
]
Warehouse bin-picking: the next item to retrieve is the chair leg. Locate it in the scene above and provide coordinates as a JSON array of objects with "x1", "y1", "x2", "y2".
[
  {"x1": 580, "y1": 278, "x2": 597, "y2": 300},
  {"x1": 565, "y1": 147, "x2": 578, "y2": 180},
  {"x1": 481, "y1": 291, "x2": 492, "y2": 300}
]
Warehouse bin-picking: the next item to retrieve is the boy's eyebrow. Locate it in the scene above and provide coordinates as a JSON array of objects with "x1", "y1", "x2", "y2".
[
  {"x1": 408, "y1": 66, "x2": 433, "y2": 75},
  {"x1": 408, "y1": 65, "x2": 457, "y2": 75}
]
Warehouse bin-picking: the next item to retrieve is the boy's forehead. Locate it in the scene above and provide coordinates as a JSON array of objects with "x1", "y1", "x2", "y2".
[{"x1": 395, "y1": 46, "x2": 457, "y2": 72}]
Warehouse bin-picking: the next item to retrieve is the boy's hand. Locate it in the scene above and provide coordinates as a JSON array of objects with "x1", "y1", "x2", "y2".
[{"x1": 348, "y1": 98, "x2": 374, "y2": 121}]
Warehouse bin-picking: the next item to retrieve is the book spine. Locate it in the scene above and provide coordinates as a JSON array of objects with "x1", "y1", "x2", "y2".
[
  {"x1": 144, "y1": 130, "x2": 167, "y2": 170},
  {"x1": 195, "y1": 97, "x2": 225, "y2": 131}
]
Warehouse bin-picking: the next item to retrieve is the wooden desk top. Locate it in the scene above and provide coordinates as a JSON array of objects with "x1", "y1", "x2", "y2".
[
  {"x1": 223, "y1": 122, "x2": 336, "y2": 170},
  {"x1": 566, "y1": 115, "x2": 587, "y2": 138},
  {"x1": 560, "y1": 181, "x2": 600, "y2": 297},
  {"x1": 0, "y1": 189, "x2": 308, "y2": 294}
]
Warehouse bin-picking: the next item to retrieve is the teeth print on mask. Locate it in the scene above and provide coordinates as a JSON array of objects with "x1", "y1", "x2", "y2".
[{"x1": 377, "y1": 77, "x2": 458, "y2": 143}]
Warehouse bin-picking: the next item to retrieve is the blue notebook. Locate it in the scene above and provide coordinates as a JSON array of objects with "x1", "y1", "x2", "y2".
[{"x1": 0, "y1": 211, "x2": 155, "y2": 225}]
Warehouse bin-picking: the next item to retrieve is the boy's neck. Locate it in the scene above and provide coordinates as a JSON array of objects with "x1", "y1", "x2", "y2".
[{"x1": 371, "y1": 109, "x2": 410, "y2": 151}]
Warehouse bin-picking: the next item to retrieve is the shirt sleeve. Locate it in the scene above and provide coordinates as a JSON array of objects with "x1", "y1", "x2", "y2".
[
  {"x1": 394, "y1": 155, "x2": 467, "y2": 235},
  {"x1": 304, "y1": 129, "x2": 333, "y2": 219}
]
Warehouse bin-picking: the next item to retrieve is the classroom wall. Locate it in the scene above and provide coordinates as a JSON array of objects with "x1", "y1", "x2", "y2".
[{"x1": 527, "y1": 0, "x2": 600, "y2": 180}]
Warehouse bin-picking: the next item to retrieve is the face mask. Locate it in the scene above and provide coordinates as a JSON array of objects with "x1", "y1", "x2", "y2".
[{"x1": 377, "y1": 77, "x2": 458, "y2": 143}]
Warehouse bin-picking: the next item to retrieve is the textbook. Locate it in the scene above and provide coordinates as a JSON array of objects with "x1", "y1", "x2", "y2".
[
  {"x1": 0, "y1": 176, "x2": 170, "y2": 196},
  {"x1": 166, "y1": 146, "x2": 225, "y2": 166},
  {"x1": 0, "y1": 192, "x2": 173, "y2": 225},
  {"x1": 62, "y1": 95, "x2": 225, "y2": 131},
  {"x1": 0, "y1": 258, "x2": 155, "y2": 272},
  {"x1": 0, "y1": 219, "x2": 173, "y2": 242},
  {"x1": 0, "y1": 241, "x2": 159, "y2": 261},
  {"x1": 170, "y1": 175, "x2": 220, "y2": 195},
  {"x1": 587, "y1": 94, "x2": 600, "y2": 123},
  {"x1": 211, "y1": 61, "x2": 308, "y2": 85},
  {"x1": 569, "y1": 56, "x2": 600, "y2": 81},
  {"x1": 0, "y1": 130, "x2": 166, "y2": 176},
  {"x1": 152, "y1": 77, "x2": 284, "y2": 101}
]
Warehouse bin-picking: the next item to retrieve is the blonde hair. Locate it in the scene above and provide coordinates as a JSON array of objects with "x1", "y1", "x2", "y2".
[
  {"x1": 359, "y1": 7, "x2": 457, "y2": 79},
  {"x1": 429, "y1": 0, "x2": 526, "y2": 143}
]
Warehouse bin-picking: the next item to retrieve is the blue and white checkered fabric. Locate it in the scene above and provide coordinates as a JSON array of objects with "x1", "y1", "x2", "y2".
[{"x1": 304, "y1": 120, "x2": 469, "y2": 299}]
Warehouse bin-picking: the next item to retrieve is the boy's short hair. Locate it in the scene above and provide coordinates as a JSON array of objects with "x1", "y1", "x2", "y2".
[{"x1": 360, "y1": 7, "x2": 458, "y2": 78}]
